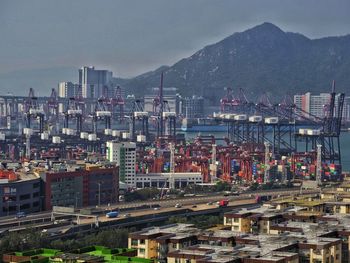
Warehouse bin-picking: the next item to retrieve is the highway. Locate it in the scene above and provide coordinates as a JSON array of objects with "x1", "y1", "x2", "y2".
[{"x1": 0, "y1": 188, "x2": 317, "y2": 232}]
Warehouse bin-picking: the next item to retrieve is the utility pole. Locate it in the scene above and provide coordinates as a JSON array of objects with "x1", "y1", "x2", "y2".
[
  {"x1": 159, "y1": 72, "x2": 164, "y2": 137},
  {"x1": 210, "y1": 144, "x2": 217, "y2": 183},
  {"x1": 264, "y1": 142, "x2": 270, "y2": 183},
  {"x1": 98, "y1": 182, "x2": 101, "y2": 207},
  {"x1": 169, "y1": 143, "x2": 175, "y2": 189},
  {"x1": 316, "y1": 144, "x2": 322, "y2": 186},
  {"x1": 75, "y1": 192, "x2": 79, "y2": 209},
  {"x1": 25, "y1": 134, "x2": 30, "y2": 159}
]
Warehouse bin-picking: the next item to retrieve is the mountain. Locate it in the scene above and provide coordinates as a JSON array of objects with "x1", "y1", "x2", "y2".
[{"x1": 120, "y1": 22, "x2": 350, "y2": 102}]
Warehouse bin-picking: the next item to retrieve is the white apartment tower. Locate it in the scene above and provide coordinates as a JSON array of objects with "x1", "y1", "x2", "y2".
[
  {"x1": 107, "y1": 141, "x2": 136, "y2": 186},
  {"x1": 58, "y1": 82, "x2": 81, "y2": 98}
]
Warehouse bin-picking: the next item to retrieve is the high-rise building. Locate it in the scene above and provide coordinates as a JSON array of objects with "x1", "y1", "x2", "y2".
[
  {"x1": 179, "y1": 95, "x2": 204, "y2": 118},
  {"x1": 79, "y1": 66, "x2": 113, "y2": 98},
  {"x1": 294, "y1": 92, "x2": 346, "y2": 120},
  {"x1": 58, "y1": 82, "x2": 81, "y2": 98},
  {"x1": 294, "y1": 92, "x2": 331, "y2": 119},
  {"x1": 343, "y1": 96, "x2": 350, "y2": 123},
  {"x1": 107, "y1": 141, "x2": 136, "y2": 186}
]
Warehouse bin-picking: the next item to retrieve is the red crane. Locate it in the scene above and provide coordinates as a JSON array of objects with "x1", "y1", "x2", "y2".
[{"x1": 220, "y1": 87, "x2": 234, "y2": 112}]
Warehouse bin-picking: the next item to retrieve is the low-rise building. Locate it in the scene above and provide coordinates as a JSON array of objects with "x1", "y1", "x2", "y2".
[
  {"x1": 40, "y1": 164, "x2": 119, "y2": 210},
  {"x1": 135, "y1": 172, "x2": 202, "y2": 189},
  {"x1": 129, "y1": 189, "x2": 350, "y2": 263},
  {"x1": 0, "y1": 169, "x2": 41, "y2": 216}
]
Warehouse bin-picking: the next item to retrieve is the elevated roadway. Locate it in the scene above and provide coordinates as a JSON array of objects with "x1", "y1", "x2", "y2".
[{"x1": 0, "y1": 188, "x2": 318, "y2": 232}]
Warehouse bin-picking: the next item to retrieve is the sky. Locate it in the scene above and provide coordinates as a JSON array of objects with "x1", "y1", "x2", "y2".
[{"x1": 0, "y1": 0, "x2": 350, "y2": 78}]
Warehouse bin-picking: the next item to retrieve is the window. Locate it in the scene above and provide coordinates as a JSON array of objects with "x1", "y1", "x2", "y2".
[
  {"x1": 131, "y1": 239, "x2": 138, "y2": 246},
  {"x1": 20, "y1": 194, "x2": 31, "y2": 200},
  {"x1": 139, "y1": 248, "x2": 145, "y2": 254},
  {"x1": 33, "y1": 182, "x2": 40, "y2": 188},
  {"x1": 20, "y1": 203, "x2": 30, "y2": 210},
  {"x1": 139, "y1": 239, "x2": 145, "y2": 244},
  {"x1": 172, "y1": 243, "x2": 177, "y2": 249},
  {"x1": 33, "y1": 192, "x2": 39, "y2": 198}
]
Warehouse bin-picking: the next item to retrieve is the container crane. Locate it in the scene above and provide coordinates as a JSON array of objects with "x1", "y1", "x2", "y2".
[
  {"x1": 25, "y1": 88, "x2": 45, "y2": 133},
  {"x1": 64, "y1": 98, "x2": 83, "y2": 133},
  {"x1": 130, "y1": 99, "x2": 149, "y2": 141},
  {"x1": 110, "y1": 86, "x2": 125, "y2": 122},
  {"x1": 92, "y1": 98, "x2": 112, "y2": 134}
]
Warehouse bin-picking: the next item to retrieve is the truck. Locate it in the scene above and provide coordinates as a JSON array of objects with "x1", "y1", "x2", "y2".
[
  {"x1": 218, "y1": 199, "x2": 229, "y2": 207},
  {"x1": 106, "y1": 211, "x2": 119, "y2": 218}
]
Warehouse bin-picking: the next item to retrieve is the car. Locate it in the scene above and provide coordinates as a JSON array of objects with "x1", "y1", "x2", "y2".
[
  {"x1": 15, "y1": 212, "x2": 26, "y2": 219},
  {"x1": 123, "y1": 213, "x2": 131, "y2": 218},
  {"x1": 154, "y1": 207, "x2": 160, "y2": 210},
  {"x1": 207, "y1": 202, "x2": 213, "y2": 205},
  {"x1": 175, "y1": 203, "x2": 182, "y2": 208},
  {"x1": 192, "y1": 205, "x2": 197, "y2": 208}
]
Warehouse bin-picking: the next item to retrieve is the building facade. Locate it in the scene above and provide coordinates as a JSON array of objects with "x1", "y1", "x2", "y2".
[
  {"x1": 107, "y1": 141, "x2": 136, "y2": 186},
  {"x1": 40, "y1": 165, "x2": 118, "y2": 210},
  {"x1": 58, "y1": 82, "x2": 81, "y2": 98},
  {"x1": 79, "y1": 66, "x2": 114, "y2": 98},
  {"x1": 344, "y1": 96, "x2": 350, "y2": 123},
  {"x1": 0, "y1": 171, "x2": 41, "y2": 217},
  {"x1": 294, "y1": 92, "x2": 347, "y2": 121},
  {"x1": 179, "y1": 95, "x2": 204, "y2": 118},
  {"x1": 294, "y1": 92, "x2": 331, "y2": 119},
  {"x1": 135, "y1": 172, "x2": 202, "y2": 189}
]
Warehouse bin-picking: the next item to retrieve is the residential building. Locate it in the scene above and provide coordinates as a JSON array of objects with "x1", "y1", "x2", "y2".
[
  {"x1": 0, "y1": 170, "x2": 41, "y2": 217},
  {"x1": 40, "y1": 164, "x2": 119, "y2": 210},
  {"x1": 79, "y1": 66, "x2": 114, "y2": 98},
  {"x1": 294, "y1": 92, "x2": 347, "y2": 120},
  {"x1": 294, "y1": 92, "x2": 331, "y2": 119},
  {"x1": 129, "y1": 220, "x2": 345, "y2": 263},
  {"x1": 58, "y1": 82, "x2": 81, "y2": 98},
  {"x1": 107, "y1": 141, "x2": 136, "y2": 186},
  {"x1": 344, "y1": 96, "x2": 350, "y2": 123}
]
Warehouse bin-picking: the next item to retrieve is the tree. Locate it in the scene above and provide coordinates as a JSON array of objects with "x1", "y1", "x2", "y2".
[{"x1": 215, "y1": 181, "x2": 231, "y2": 192}]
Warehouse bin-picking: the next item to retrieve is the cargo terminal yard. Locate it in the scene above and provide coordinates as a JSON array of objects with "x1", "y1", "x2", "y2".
[{"x1": 0, "y1": 76, "x2": 347, "y2": 226}]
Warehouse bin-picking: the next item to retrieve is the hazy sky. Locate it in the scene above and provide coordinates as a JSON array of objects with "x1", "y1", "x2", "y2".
[{"x1": 1, "y1": 0, "x2": 349, "y2": 78}]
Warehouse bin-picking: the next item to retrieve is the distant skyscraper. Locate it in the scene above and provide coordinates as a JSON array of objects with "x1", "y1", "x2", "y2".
[
  {"x1": 294, "y1": 92, "x2": 346, "y2": 120},
  {"x1": 79, "y1": 66, "x2": 113, "y2": 98},
  {"x1": 58, "y1": 82, "x2": 81, "y2": 98}
]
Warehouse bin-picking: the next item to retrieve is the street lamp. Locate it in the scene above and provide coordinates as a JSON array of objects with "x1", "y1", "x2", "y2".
[
  {"x1": 75, "y1": 192, "x2": 80, "y2": 209},
  {"x1": 96, "y1": 182, "x2": 103, "y2": 207}
]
